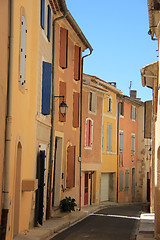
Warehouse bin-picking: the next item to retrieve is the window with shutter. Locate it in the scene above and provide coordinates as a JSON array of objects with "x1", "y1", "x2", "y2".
[
  {"x1": 47, "y1": 5, "x2": 51, "y2": 41},
  {"x1": 120, "y1": 102, "x2": 124, "y2": 116},
  {"x1": 74, "y1": 45, "x2": 81, "y2": 80},
  {"x1": 119, "y1": 131, "x2": 124, "y2": 153},
  {"x1": 85, "y1": 119, "x2": 93, "y2": 147},
  {"x1": 131, "y1": 106, "x2": 136, "y2": 120},
  {"x1": 89, "y1": 92, "x2": 96, "y2": 113},
  {"x1": 60, "y1": 27, "x2": 68, "y2": 69},
  {"x1": 66, "y1": 146, "x2": 75, "y2": 188},
  {"x1": 108, "y1": 97, "x2": 112, "y2": 112},
  {"x1": 119, "y1": 171, "x2": 123, "y2": 191},
  {"x1": 41, "y1": 61, "x2": 52, "y2": 115},
  {"x1": 73, "y1": 92, "x2": 79, "y2": 128},
  {"x1": 131, "y1": 134, "x2": 135, "y2": 155},
  {"x1": 107, "y1": 124, "x2": 112, "y2": 151},
  {"x1": 20, "y1": 15, "x2": 27, "y2": 87},
  {"x1": 59, "y1": 81, "x2": 66, "y2": 122},
  {"x1": 125, "y1": 169, "x2": 129, "y2": 191},
  {"x1": 41, "y1": 0, "x2": 45, "y2": 29}
]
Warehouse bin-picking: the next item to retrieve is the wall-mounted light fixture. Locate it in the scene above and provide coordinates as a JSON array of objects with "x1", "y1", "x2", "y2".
[{"x1": 54, "y1": 96, "x2": 68, "y2": 117}]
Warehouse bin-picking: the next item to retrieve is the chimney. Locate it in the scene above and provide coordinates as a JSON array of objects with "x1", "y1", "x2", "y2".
[{"x1": 130, "y1": 90, "x2": 137, "y2": 99}]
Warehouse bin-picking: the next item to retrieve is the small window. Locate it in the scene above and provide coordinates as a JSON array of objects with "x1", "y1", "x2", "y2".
[
  {"x1": 125, "y1": 169, "x2": 129, "y2": 191},
  {"x1": 41, "y1": 0, "x2": 45, "y2": 29},
  {"x1": 131, "y1": 134, "x2": 135, "y2": 155},
  {"x1": 20, "y1": 15, "x2": 27, "y2": 87},
  {"x1": 119, "y1": 131, "x2": 124, "y2": 153},
  {"x1": 47, "y1": 5, "x2": 51, "y2": 41},
  {"x1": 74, "y1": 45, "x2": 81, "y2": 80},
  {"x1": 119, "y1": 171, "x2": 123, "y2": 191},
  {"x1": 85, "y1": 119, "x2": 93, "y2": 147},
  {"x1": 131, "y1": 106, "x2": 136, "y2": 120},
  {"x1": 89, "y1": 92, "x2": 96, "y2": 113},
  {"x1": 107, "y1": 124, "x2": 112, "y2": 151},
  {"x1": 108, "y1": 97, "x2": 112, "y2": 112},
  {"x1": 120, "y1": 101, "x2": 124, "y2": 116},
  {"x1": 60, "y1": 27, "x2": 68, "y2": 69}
]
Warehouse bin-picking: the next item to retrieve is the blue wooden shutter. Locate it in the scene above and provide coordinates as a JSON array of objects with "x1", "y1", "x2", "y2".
[
  {"x1": 42, "y1": 61, "x2": 52, "y2": 115},
  {"x1": 41, "y1": 0, "x2": 45, "y2": 29},
  {"x1": 107, "y1": 124, "x2": 112, "y2": 151},
  {"x1": 47, "y1": 5, "x2": 51, "y2": 41}
]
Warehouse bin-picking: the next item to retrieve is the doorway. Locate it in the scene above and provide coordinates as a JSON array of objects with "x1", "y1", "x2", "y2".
[
  {"x1": 13, "y1": 142, "x2": 22, "y2": 235},
  {"x1": 52, "y1": 137, "x2": 62, "y2": 207},
  {"x1": 84, "y1": 172, "x2": 89, "y2": 205},
  {"x1": 131, "y1": 168, "x2": 135, "y2": 201}
]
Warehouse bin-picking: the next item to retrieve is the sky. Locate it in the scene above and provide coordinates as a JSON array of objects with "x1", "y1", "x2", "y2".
[{"x1": 65, "y1": 0, "x2": 158, "y2": 102}]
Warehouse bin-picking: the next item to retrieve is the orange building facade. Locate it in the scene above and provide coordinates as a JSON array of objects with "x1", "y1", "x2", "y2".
[{"x1": 117, "y1": 93, "x2": 143, "y2": 202}]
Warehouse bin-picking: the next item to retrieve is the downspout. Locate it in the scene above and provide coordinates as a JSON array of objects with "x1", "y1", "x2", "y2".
[
  {"x1": 117, "y1": 101, "x2": 120, "y2": 202},
  {"x1": 47, "y1": 10, "x2": 68, "y2": 218},
  {"x1": 1, "y1": 0, "x2": 14, "y2": 238},
  {"x1": 79, "y1": 49, "x2": 93, "y2": 210}
]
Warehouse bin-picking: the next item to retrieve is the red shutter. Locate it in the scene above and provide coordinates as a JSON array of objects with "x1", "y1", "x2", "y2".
[
  {"x1": 73, "y1": 92, "x2": 79, "y2": 128},
  {"x1": 60, "y1": 27, "x2": 68, "y2": 69},
  {"x1": 59, "y1": 81, "x2": 66, "y2": 122},
  {"x1": 86, "y1": 120, "x2": 90, "y2": 146},
  {"x1": 66, "y1": 146, "x2": 75, "y2": 188},
  {"x1": 74, "y1": 45, "x2": 81, "y2": 80}
]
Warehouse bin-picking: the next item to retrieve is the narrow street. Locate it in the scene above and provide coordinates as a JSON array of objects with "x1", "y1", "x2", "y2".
[{"x1": 50, "y1": 203, "x2": 142, "y2": 240}]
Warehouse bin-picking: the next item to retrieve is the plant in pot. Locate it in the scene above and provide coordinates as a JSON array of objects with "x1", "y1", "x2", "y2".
[{"x1": 60, "y1": 197, "x2": 77, "y2": 212}]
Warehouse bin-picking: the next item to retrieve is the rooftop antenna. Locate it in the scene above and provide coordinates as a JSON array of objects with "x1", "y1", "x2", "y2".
[{"x1": 129, "y1": 81, "x2": 132, "y2": 95}]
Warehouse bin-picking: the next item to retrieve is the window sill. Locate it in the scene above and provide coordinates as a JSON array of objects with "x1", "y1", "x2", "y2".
[{"x1": 85, "y1": 146, "x2": 93, "y2": 150}]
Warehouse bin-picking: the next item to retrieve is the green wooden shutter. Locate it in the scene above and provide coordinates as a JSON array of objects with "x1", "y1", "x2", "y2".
[{"x1": 119, "y1": 171, "x2": 123, "y2": 191}]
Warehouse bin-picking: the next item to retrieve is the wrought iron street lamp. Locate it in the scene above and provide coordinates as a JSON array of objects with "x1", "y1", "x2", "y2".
[{"x1": 54, "y1": 96, "x2": 68, "y2": 117}]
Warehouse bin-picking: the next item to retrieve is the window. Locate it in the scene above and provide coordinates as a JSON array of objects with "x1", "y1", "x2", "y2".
[
  {"x1": 47, "y1": 5, "x2": 51, "y2": 41},
  {"x1": 85, "y1": 119, "x2": 93, "y2": 147},
  {"x1": 119, "y1": 131, "x2": 124, "y2": 153},
  {"x1": 66, "y1": 146, "x2": 75, "y2": 188},
  {"x1": 89, "y1": 92, "x2": 96, "y2": 113},
  {"x1": 107, "y1": 124, "x2": 112, "y2": 151},
  {"x1": 120, "y1": 101, "x2": 124, "y2": 116},
  {"x1": 108, "y1": 97, "x2": 112, "y2": 112},
  {"x1": 20, "y1": 15, "x2": 27, "y2": 86},
  {"x1": 41, "y1": 61, "x2": 52, "y2": 115},
  {"x1": 41, "y1": 0, "x2": 45, "y2": 29},
  {"x1": 131, "y1": 105, "x2": 136, "y2": 120},
  {"x1": 73, "y1": 92, "x2": 79, "y2": 128},
  {"x1": 60, "y1": 27, "x2": 68, "y2": 69},
  {"x1": 59, "y1": 81, "x2": 66, "y2": 122},
  {"x1": 131, "y1": 134, "x2": 135, "y2": 155},
  {"x1": 74, "y1": 45, "x2": 81, "y2": 80},
  {"x1": 119, "y1": 171, "x2": 123, "y2": 191},
  {"x1": 125, "y1": 169, "x2": 129, "y2": 191}
]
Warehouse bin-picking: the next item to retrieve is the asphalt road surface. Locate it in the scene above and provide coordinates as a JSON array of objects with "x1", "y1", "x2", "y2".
[{"x1": 51, "y1": 203, "x2": 142, "y2": 240}]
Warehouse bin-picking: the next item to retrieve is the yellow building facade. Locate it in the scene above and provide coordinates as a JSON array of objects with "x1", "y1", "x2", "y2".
[{"x1": 1, "y1": 1, "x2": 40, "y2": 239}]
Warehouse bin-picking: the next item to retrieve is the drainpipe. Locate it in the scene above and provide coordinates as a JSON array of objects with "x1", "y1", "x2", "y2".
[
  {"x1": 117, "y1": 101, "x2": 120, "y2": 203},
  {"x1": 1, "y1": 0, "x2": 14, "y2": 238},
  {"x1": 47, "y1": 10, "x2": 68, "y2": 219},
  {"x1": 78, "y1": 49, "x2": 93, "y2": 210}
]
